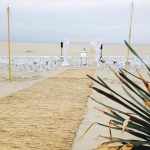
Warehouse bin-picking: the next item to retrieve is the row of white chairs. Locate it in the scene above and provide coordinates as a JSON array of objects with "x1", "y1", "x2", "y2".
[
  {"x1": 97, "y1": 56, "x2": 150, "y2": 72},
  {"x1": 0, "y1": 56, "x2": 60, "y2": 72},
  {"x1": 0, "y1": 56, "x2": 149, "y2": 72},
  {"x1": 68, "y1": 56, "x2": 150, "y2": 71}
]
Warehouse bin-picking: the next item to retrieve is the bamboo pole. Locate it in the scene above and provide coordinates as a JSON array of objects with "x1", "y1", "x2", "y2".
[
  {"x1": 125, "y1": 0, "x2": 134, "y2": 71},
  {"x1": 7, "y1": 6, "x2": 12, "y2": 80}
]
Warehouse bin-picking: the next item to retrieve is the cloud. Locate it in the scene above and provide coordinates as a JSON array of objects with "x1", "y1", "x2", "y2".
[
  {"x1": 0, "y1": 0, "x2": 150, "y2": 43},
  {"x1": 0, "y1": 0, "x2": 134, "y2": 13}
]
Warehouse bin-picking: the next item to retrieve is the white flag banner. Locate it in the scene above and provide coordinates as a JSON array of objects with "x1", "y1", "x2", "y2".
[
  {"x1": 62, "y1": 38, "x2": 70, "y2": 66},
  {"x1": 91, "y1": 40, "x2": 101, "y2": 65}
]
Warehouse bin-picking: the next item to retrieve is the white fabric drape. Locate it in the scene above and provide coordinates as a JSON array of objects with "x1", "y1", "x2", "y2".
[
  {"x1": 91, "y1": 40, "x2": 101, "y2": 65},
  {"x1": 62, "y1": 38, "x2": 70, "y2": 66}
]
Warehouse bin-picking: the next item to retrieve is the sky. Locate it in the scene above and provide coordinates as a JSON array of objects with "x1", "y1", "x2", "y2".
[{"x1": 0, "y1": 0, "x2": 150, "y2": 44}]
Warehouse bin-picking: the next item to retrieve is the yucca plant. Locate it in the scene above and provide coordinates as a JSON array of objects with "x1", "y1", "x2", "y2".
[{"x1": 87, "y1": 41, "x2": 150, "y2": 150}]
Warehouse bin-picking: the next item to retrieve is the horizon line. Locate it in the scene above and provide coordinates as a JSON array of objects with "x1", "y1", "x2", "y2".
[{"x1": 0, "y1": 40, "x2": 150, "y2": 45}]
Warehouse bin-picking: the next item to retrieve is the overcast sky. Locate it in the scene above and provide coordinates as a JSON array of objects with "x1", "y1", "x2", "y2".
[{"x1": 0, "y1": 0, "x2": 150, "y2": 44}]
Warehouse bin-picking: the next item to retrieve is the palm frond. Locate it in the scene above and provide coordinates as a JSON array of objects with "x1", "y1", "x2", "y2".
[{"x1": 87, "y1": 42, "x2": 150, "y2": 147}]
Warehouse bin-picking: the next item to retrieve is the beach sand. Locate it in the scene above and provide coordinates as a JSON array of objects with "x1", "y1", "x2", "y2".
[
  {"x1": 0, "y1": 69, "x2": 67, "y2": 99},
  {"x1": 0, "y1": 42, "x2": 150, "y2": 57},
  {"x1": 0, "y1": 42, "x2": 149, "y2": 150},
  {"x1": 0, "y1": 68, "x2": 94, "y2": 149}
]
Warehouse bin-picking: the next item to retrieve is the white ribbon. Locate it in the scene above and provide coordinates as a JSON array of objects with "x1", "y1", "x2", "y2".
[
  {"x1": 91, "y1": 39, "x2": 101, "y2": 65},
  {"x1": 62, "y1": 38, "x2": 70, "y2": 66}
]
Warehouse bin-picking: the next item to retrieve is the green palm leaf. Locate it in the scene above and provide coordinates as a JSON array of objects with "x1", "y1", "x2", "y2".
[{"x1": 86, "y1": 42, "x2": 150, "y2": 147}]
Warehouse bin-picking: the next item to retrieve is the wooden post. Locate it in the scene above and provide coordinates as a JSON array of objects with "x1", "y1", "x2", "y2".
[
  {"x1": 125, "y1": 0, "x2": 134, "y2": 71},
  {"x1": 7, "y1": 6, "x2": 12, "y2": 80}
]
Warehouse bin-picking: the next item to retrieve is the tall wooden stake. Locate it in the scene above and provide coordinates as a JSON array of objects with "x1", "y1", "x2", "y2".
[
  {"x1": 126, "y1": 0, "x2": 134, "y2": 71},
  {"x1": 7, "y1": 6, "x2": 12, "y2": 80}
]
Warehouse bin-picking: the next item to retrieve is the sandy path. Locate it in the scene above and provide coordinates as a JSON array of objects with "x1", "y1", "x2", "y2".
[
  {"x1": 0, "y1": 69, "x2": 66, "y2": 99},
  {"x1": 0, "y1": 69, "x2": 94, "y2": 150}
]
